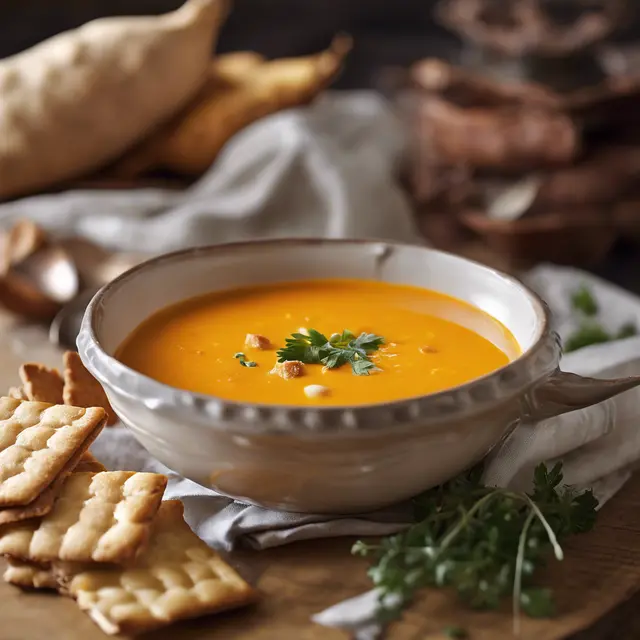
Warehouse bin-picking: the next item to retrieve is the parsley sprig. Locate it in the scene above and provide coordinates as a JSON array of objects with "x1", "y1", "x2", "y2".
[
  {"x1": 353, "y1": 462, "x2": 598, "y2": 633},
  {"x1": 570, "y1": 284, "x2": 599, "y2": 317},
  {"x1": 564, "y1": 284, "x2": 638, "y2": 352},
  {"x1": 234, "y1": 352, "x2": 257, "y2": 368},
  {"x1": 276, "y1": 329, "x2": 384, "y2": 376}
]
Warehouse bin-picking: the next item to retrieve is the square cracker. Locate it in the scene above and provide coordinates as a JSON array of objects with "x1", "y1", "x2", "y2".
[
  {"x1": 0, "y1": 397, "x2": 106, "y2": 507},
  {"x1": 19, "y1": 363, "x2": 64, "y2": 404},
  {"x1": 63, "y1": 352, "x2": 117, "y2": 426},
  {"x1": 7, "y1": 387, "x2": 27, "y2": 401},
  {"x1": 0, "y1": 444, "x2": 105, "y2": 526},
  {"x1": 0, "y1": 470, "x2": 167, "y2": 564},
  {"x1": 74, "y1": 452, "x2": 107, "y2": 474},
  {"x1": 59, "y1": 500, "x2": 257, "y2": 636},
  {"x1": 3, "y1": 559, "x2": 57, "y2": 590}
]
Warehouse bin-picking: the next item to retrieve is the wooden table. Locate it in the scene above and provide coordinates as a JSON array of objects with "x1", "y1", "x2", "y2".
[
  {"x1": 1, "y1": 472, "x2": 640, "y2": 640},
  {"x1": 1, "y1": 258, "x2": 640, "y2": 640}
]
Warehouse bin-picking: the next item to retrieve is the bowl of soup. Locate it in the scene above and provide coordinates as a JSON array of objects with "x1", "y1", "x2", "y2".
[{"x1": 77, "y1": 239, "x2": 640, "y2": 513}]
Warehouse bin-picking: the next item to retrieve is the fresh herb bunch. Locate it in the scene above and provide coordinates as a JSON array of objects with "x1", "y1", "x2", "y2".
[
  {"x1": 564, "y1": 284, "x2": 638, "y2": 353},
  {"x1": 570, "y1": 285, "x2": 598, "y2": 317},
  {"x1": 234, "y1": 352, "x2": 257, "y2": 367},
  {"x1": 564, "y1": 322, "x2": 637, "y2": 353},
  {"x1": 353, "y1": 462, "x2": 598, "y2": 632},
  {"x1": 277, "y1": 329, "x2": 384, "y2": 376}
]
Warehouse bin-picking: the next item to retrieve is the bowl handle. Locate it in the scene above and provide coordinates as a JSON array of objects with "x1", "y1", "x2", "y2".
[{"x1": 521, "y1": 369, "x2": 640, "y2": 422}]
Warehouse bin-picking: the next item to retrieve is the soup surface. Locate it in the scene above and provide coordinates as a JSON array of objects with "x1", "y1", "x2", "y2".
[{"x1": 116, "y1": 279, "x2": 518, "y2": 406}]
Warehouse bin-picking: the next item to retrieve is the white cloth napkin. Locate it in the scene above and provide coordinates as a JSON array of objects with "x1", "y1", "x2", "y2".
[{"x1": 0, "y1": 92, "x2": 419, "y2": 251}]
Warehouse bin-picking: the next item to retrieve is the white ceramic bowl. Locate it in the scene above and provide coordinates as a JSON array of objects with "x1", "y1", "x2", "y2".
[{"x1": 77, "y1": 239, "x2": 640, "y2": 514}]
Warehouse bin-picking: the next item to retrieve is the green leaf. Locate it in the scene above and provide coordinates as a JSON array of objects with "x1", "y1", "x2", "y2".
[
  {"x1": 520, "y1": 587, "x2": 555, "y2": 618},
  {"x1": 354, "y1": 462, "x2": 598, "y2": 630},
  {"x1": 564, "y1": 323, "x2": 611, "y2": 353},
  {"x1": 277, "y1": 329, "x2": 384, "y2": 376},
  {"x1": 571, "y1": 285, "x2": 598, "y2": 316},
  {"x1": 321, "y1": 348, "x2": 347, "y2": 370},
  {"x1": 351, "y1": 358, "x2": 381, "y2": 376},
  {"x1": 565, "y1": 286, "x2": 638, "y2": 351},
  {"x1": 353, "y1": 332, "x2": 386, "y2": 353},
  {"x1": 276, "y1": 330, "x2": 329, "y2": 364},
  {"x1": 234, "y1": 352, "x2": 257, "y2": 368},
  {"x1": 617, "y1": 322, "x2": 638, "y2": 339},
  {"x1": 330, "y1": 330, "x2": 355, "y2": 347},
  {"x1": 306, "y1": 329, "x2": 330, "y2": 347}
]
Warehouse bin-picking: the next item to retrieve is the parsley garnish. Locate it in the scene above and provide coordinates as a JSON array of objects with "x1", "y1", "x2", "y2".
[
  {"x1": 617, "y1": 322, "x2": 638, "y2": 339},
  {"x1": 234, "y1": 352, "x2": 257, "y2": 368},
  {"x1": 353, "y1": 462, "x2": 598, "y2": 633},
  {"x1": 571, "y1": 285, "x2": 598, "y2": 316},
  {"x1": 276, "y1": 329, "x2": 384, "y2": 376},
  {"x1": 564, "y1": 284, "x2": 638, "y2": 352},
  {"x1": 564, "y1": 322, "x2": 612, "y2": 352}
]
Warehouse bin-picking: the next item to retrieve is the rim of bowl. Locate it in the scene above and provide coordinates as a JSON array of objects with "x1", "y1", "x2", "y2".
[{"x1": 79, "y1": 238, "x2": 558, "y2": 433}]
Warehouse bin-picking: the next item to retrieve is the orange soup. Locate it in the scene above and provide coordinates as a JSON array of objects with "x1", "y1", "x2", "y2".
[{"x1": 116, "y1": 279, "x2": 518, "y2": 406}]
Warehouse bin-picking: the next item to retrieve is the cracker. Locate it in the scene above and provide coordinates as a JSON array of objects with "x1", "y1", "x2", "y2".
[
  {"x1": 63, "y1": 352, "x2": 117, "y2": 426},
  {"x1": 0, "y1": 440, "x2": 105, "y2": 526},
  {"x1": 19, "y1": 363, "x2": 64, "y2": 404},
  {"x1": 7, "y1": 387, "x2": 27, "y2": 400},
  {"x1": 60, "y1": 500, "x2": 257, "y2": 635},
  {"x1": 0, "y1": 442, "x2": 102, "y2": 527},
  {"x1": 0, "y1": 471, "x2": 167, "y2": 564},
  {"x1": 0, "y1": 397, "x2": 106, "y2": 507},
  {"x1": 74, "y1": 452, "x2": 107, "y2": 474},
  {"x1": 3, "y1": 559, "x2": 57, "y2": 590},
  {"x1": 0, "y1": 475, "x2": 63, "y2": 526}
]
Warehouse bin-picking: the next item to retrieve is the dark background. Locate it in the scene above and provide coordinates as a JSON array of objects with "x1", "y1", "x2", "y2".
[{"x1": 0, "y1": 0, "x2": 486, "y2": 88}]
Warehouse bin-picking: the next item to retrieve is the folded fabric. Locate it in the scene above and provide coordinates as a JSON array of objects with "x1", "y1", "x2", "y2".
[
  {"x1": 90, "y1": 427, "x2": 414, "y2": 552},
  {"x1": 0, "y1": 92, "x2": 419, "y2": 252}
]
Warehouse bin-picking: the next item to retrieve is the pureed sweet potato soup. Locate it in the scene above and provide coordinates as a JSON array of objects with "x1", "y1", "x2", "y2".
[{"x1": 116, "y1": 279, "x2": 519, "y2": 406}]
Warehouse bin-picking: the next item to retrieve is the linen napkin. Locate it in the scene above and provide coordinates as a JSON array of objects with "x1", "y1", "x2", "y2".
[{"x1": 0, "y1": 92, "x2": 419, "y2": 251}]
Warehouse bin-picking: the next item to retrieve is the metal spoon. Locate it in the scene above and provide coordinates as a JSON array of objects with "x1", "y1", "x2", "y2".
[
  {"x1": 49, "y1": 288, "x2": 100, "y2": 351},
  {"x1": 48, "y1": 252, "x2": 146, "y2": 350},
  {"x1": 12, "y1": 245, "x2": 80, "y2": 304}
]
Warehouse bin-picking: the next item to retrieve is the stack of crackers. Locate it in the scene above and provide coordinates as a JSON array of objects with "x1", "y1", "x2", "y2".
[
  {"x1": 0, "y1": 357, "x2": 258, "y2": 635},
  {"x1": 10, "y1": 351, "x2": 117, "y2": 426}
]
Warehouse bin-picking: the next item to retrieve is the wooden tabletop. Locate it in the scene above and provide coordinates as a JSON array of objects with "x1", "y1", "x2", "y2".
[{"x1": 1, "y1": 471, "x2": 640, "y2": 640}]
